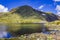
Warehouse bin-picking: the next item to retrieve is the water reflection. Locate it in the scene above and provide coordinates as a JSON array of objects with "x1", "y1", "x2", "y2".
[
  {"x1": 10, "y1": 23, "x2": 48, "y2": 37},
  {"x1": 0, "y1": 23, "x2": 48, "y2": 38},
  {"x1": 0, "y1": 24, "x2": 11, "y2": 38}
]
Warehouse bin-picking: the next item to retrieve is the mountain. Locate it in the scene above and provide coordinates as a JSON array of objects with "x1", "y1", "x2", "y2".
[{"x1": 10, "y1": 5, "x2": 59, "y2": 22}]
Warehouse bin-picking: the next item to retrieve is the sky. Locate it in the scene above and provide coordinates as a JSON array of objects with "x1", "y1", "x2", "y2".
[{"x1": 0, "y1": 0, "x2": 60, "y2": 15}]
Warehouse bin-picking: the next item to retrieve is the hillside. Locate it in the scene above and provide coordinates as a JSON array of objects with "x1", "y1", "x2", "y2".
[
  {"x1": 11, "y1": 5, "x2": 59, "y2": 22},
  {"x1": 0, "y1": 5, "x2": 59, "y2": 32}
]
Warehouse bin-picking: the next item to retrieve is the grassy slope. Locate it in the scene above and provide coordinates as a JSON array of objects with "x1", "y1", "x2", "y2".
[
  {"x1": 0, "y1": 12, "x2": 43, "y2": 31},
  {"x1": 0, "y1": 12, "x2": 42, "y2": 23}
]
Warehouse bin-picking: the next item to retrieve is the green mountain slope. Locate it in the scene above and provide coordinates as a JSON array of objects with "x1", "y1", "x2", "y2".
[
  {"x1": 11, "y1": 5, "x2": 59, "y2": 22},
  {"x1": 0, "y1": 5, "x2": 59, "y2": 34}
]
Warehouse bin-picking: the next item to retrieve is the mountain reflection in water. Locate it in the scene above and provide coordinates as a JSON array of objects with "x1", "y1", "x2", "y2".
[{"x1": 0, "y1": 23, "x2": 57, "y2": 38}]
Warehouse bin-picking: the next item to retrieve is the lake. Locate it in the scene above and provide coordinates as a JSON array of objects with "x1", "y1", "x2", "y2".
[{"x1": 0, "y1": 23, "x2": 48, "y2": 38}]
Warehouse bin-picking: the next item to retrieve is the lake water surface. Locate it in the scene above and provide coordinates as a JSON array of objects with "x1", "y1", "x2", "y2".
[{"x1": 0, "y1": 23, "x2": 53, "y2": 38}]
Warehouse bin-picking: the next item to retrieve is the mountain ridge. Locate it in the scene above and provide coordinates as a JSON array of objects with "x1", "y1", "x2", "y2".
[{"x1": 10, "y1": 5, "x2": 59, "y2": 22}]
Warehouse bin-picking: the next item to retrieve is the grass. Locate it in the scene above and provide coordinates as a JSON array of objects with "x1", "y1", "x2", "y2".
[{"x1": 0, "y1": 12, "x2": 60, "y2": 40}]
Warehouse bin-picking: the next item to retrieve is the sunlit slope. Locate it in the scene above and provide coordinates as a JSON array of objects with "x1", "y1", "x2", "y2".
[
  {"x1": 11, "y1": 5, "x2": 59, "y2": 22},
  {"x1": 0, "y1": 5, "x2": 59, "y2": 32},
  {"x1": 0, "y1": 12, "x2": 42, "y2": 23},
  {"x1": 0, "y1": 12, "x2": 43, "y2": 31}
]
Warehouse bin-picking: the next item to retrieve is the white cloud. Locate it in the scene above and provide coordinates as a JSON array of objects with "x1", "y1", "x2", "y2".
[
  {"x1": 56, "y1": 5, "x2": 60, "y2": 11},
  {"x1": 38, "y1": 5, "x2": 44, "y2": 9},
  {"x1": 57, "y1": 12, "x2": 60, "y2": 14},
  {"x1": 53, "y1": 0, "x2": 60, "y2": 2},
  {"x1": 0, "y1": 4, "x2": 8, "y2": 12},
  {"x1": 41, "y1": 10, "x2": 43, "y2": 11},
  {"x1": 57, "y1": 11, "x2": 60, "y2": 16},
  {"x1": 56, "y1": 5, "x2": 60, "y2": 16}
]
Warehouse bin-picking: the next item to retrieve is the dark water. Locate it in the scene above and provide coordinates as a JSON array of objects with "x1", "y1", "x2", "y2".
[
  {"x1": 4, "y1": 23, "x2": 46, "y2": 38},
  {"x1": 10, "y1": 23, "x2": 48, "y2": 37},
  {"x1": 0, "y1": 23, "x2": 57, "y2": 38}
]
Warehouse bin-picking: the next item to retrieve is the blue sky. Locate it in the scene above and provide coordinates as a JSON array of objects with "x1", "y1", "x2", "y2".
[{"x1": 0, "y1": 0, "x2": 60, "y2": 15}]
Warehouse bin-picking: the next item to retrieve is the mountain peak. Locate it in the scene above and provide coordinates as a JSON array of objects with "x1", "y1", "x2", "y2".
[
  {"x1": 10, "y1": 5, "x2": 59, "y2": 22},
  {"x1": 16, "y1": 5, "x2": 33, "y2": 10},
  {"x1": 19, "y1": 5, "x2": 32, "y2": 8},
  {"x1": 11, "y1": 5, "x2": 33, "y2": 13},
  {"x1": 10, "y1": 5, "x2": 35, "y2": 17}
]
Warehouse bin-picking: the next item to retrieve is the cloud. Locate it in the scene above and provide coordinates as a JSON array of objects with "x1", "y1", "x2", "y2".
[
  {"x1": 56, "y1": 5, "x2": 60, "y2": 11},
  {"x1": 53, "y1": 0, "x2": 60, "y2": 2},
  {"x1": 56, "y1": 5, "x2": 60, "y2": 16},
  {"x1": 38, "y1": 5, "x2": 44, "y2": 9},
  {"x1": 41, "y1": 10, "x2": 43, "y2": 11},
  {"x1": 0, "y1": 4, "x2": 8, "y2": 12},
  {"x1": 56, "y1": 11, "x2": 60, "y2": 16}
]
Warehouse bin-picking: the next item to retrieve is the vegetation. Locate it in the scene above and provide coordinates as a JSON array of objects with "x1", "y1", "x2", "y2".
[
  {"x1": 45, "y1": 20, "x2": 60, "y2": 27},
  {"x1": 0, "y1": 33, "x2": 59, "y2": 40},
  {"x1": 0, "y1": 12, "x2": 45, "y2": 33},
  {"x1": 45, "y1": 20, "x2": 60, "y2": 31},
  {"x1": 0, "y1": 5, "x2": 60, "y2": 39}
]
